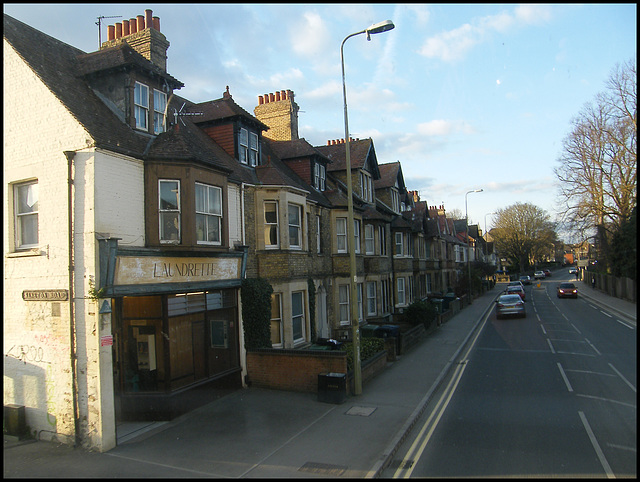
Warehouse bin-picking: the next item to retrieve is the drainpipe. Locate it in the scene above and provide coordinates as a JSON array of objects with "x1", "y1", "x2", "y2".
[{"x1": 64, "y1": 150, "x2": 80, "y2": 447}]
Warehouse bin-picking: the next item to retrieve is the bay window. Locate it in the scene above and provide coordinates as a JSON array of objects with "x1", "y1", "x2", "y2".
[
  {"x1": 264, "y1": 201, "x2": 279, "y2": 248},
  {"x1": 159, "y1": 180, "x2": 180, "y2": 243},
  {"x1": 288, "y1": 203, "x2": 301, "y2": 249},
  {"x1": 195, "y1": 183, "x2": 222, "y2": 245}
]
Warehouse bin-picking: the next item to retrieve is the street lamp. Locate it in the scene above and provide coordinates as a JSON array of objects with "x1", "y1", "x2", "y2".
[
  {"x1": 341, "y1": 19, "x2": 394, "y2": 396},
  {"x1": 465, "y1": 189, "x2": 483, "y2": 304}
]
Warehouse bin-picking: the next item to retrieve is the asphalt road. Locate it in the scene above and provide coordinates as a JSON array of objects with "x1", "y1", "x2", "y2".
[{"x1": 384, "y1": 276, "x2": 637, "y2": 478}]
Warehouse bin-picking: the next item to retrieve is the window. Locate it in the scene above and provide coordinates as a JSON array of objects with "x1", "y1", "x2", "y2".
[
  {"x1": 381, "y1": 279, "x2": 389, "y2": 314},
  {"x1": 391, "y1": 188, "x2": 400, "y2": 213},
  {"x1": 360, "y1": 171, "x2": 373, "y2": 202},
  {"x1": 264, "y1": 201, "x2": 279, "y2": 248},
  {"x1": 395, "y1": 232, "x2": 404, "y2": 256},
  {"x1": 239, "y1": 128, "x2": 259, "y2": 166},
  {"x1": 292, "y1": 291, "x2": 305, "y2": 344},
  {"x1": 134, "y1": 82, "x2": 149, "y2": 130},
  {"x1": 354, "y1": 220, "x2": 361, "y2": 254},
  {"x1": 159, "y1": 180, "x2": 180, "y2": 242},
  {"x1": 316, "y1": 215, "x2": 321, "y2": 254},
  {"x1": 314, "y1": 163, "x2": 325, "y2": 191},
  {"x1": 14, "y1": 181, "x2": 38, "y2": 249},
  {"x1": 270, "y1": 293, "x2": 283, "y2": 347},
  {"x1": 195, "y1": 183, "x2": 222, "y2": 245},
  {"x1": 153, "y1": 89, "x2": 167, "y2": 134},
  {"x1": 365, "y1": 224, "x2": 374, "y2": 255},
  {"x1": 366, "y1": 281, "x2": 377, "y2": 316},
  {"x1": 357, "y1": 284, "x2": 364, "y2": 322},
  {"x1": 379, "y1": 225, "x2": 387, "y2": 256},
  {"x1": 336, "y1": 217, "x2": 347, "y2": 253},
  {"x1": 397, "y1": 277, "x2": 406, "y2": 306},
  {"x1": 339, "y1": 285, "x2": 350, "y2": 326},
  {"x1": 426, "y1": 273, "x2": 432, "y2": 294},
  {"x1": 288, "y1": 204, "x2": 302, "y2": 249}
]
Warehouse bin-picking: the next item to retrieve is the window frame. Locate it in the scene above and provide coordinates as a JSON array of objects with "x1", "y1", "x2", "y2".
[
  {"x1": 364, "y1": 224, "x2": 375, "y2": 255},
  {"x1": 336, "y1": 217, "x2": 347, "y2": 253},
  {"x1": 291, "y1": 291, "x2": 306, "y2": 344},
  {"x1": 195, "y1": 182, "x2": 222, "y2": 245},
  {"x1": 338, "y1": 284, "x2": 350, "y2": 326},
  {"x1": 354, "y1": 220, "x2": 361, "y2": 254},
  {"x1": 366, "y1": 281, "x2": 377, "y2": 316},
  {"x1": 159, "y1": 179, "x2": 181, "y2": 243},
  {"x1": 288, "y1": 203, "x2": 302, "y2": 249},
  {"x1": 153, "y1": 89, "x2": 167, "y2": 134},
  {"x1": 395, "y1": 232, "x2": 404, "y2": 257},
  {"x1": 13, "y1": 180, "x2": 39, "y2": 249},
  {"x1": 270, "y1": 293, "x2": 283, "y2": 348},
  {"x1": 397, "y1": 277, "x2": 406, "y2": 306},
  {"x1": 264, "y1": 201, "x2": 279, "y2": 249},
  {"x1": 316, "y1": 215, "x2": 321, "y2": 254},
  {"x1": 134, "y1": 81, "x2": 149, "y2": 131},
  {"x1": 360, "y1": 171, "x2": 373, "y2": 202},
  {"x1": 314, "y1": 163, "x2": 326, "y2": 191}
]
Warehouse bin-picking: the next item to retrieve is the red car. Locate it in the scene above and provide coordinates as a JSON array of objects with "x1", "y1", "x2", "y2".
[{"x1": 505, "y1": 284, "x2": 526, "y2": 301}]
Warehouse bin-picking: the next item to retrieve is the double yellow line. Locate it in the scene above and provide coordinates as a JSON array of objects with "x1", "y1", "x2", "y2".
[{"x1": 392, "y1": 313, "x2": 489, "y2": 478}]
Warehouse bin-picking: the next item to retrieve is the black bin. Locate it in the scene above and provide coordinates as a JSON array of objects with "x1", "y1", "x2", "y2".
[
  {"x1": 379, "y1": 324, "x2": 401, "y2": 352},
  {"x1": 318, "y1": 372, "x2": 347, "y2": 404}
]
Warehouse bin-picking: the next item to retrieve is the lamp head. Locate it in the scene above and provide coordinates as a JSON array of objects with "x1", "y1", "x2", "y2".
[{"x1": 365, "y1": 20, "x2": 395, "y2": 40}]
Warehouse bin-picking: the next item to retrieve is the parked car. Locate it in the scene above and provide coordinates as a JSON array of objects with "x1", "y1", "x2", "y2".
[
  {"x1": 534, "y1": 271, "x2": 545, "y2": 280},
  {"x1": 568, "y1": 267, "x2": 577, "y2": 274},
  {"x1": 508, "y1": 280, "x2": 525, "y2": 289},
  {"x1": 519, "y1": 275, "x2": 531, "y2": 285},
  {"x1": 544, "y1": 269, "x2": 552, "y2": 277},
  {"x1": 557, "y1": 282, "x2": 578, "y2": 298},
  {"x1": 495, "y1": 294, "x2": 526, "y2": 319},
  {"x1": 505, "y1": 284, "x2": 526, "y2": 301}
]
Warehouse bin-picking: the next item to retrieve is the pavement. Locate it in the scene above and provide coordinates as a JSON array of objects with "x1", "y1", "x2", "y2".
[{"x1": 4, "y1": 276, "x2": 636, "y2": 478}]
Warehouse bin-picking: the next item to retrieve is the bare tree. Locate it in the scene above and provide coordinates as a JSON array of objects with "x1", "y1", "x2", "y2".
[
  {"x1": 555, "y1": 59, "x2": 637, "y2": 264},
  {"x1": 491, "y1": 203, "x2": 556, "y2": 273}
]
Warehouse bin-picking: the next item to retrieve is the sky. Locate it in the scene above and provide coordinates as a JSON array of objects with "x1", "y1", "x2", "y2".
[{"x1": 4, "y1": 4, "x2": 636, "y2": 241}]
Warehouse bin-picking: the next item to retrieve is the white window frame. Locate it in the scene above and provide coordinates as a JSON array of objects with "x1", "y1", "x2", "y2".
[
  {"x1": 134, "y1": 81, "x2": 149, "y2": 130},
  {"x1": 336, "y1": 217, "x2": 347, "y2": 253},
  {"x1": 395, "y1": 232, "x2": 404, "y2": 257},
  {"x1": 288, "y1": 203, "x2": 302, "y2": 249},
  {"x1": 153, "y1": 89, "x2": 167, "y2": 134},
  {"x1": 159, "y1": 179, "x2": 180, "y2": 243},
  {"x1": 366, "y1": 281, "x2": 377, "y2": 316},
  {"x1": 264, "y1": 201, "x2": 279, "y2": 248},
  {"x1": 397, "y1": 277, "x2": 406, "y2": 306},
  {"x1": 365, "y1": 224, "x2": 374, "y2": 255},
  {"x1": 292, "y1": 291, "x2": 306, "y2": 344},
  {"x1": 360, "y1": 171, "x2": 373, "y2": 202},
  {"x1": 357, "y1": 283, "x2": 364, "y2": 322},
  {"x1": 316, "y1": 215, "x2": 321, "y2": 254},
  {"x1": 354, "y1": 220, "x2": 361, "y2": 254},
  {"x1": 14, "y1": 180, "x2": 39, "y2": 249},
  {"x1": 314, "y1": 163, "x2": 326, "y2": 191},
  {"x1": 239, "y1": 128, "x2": 248, "y2": 164},
  {"x1": 249, "y1": 132, "x2": 259, "y2": 166},
  {"x1": 381, "y1": 279, "x2": 389, "y2": 314},
  {"x1": 391, "y1": 188, "x2": 400, "y2": 213},
  {"x1": 339, "y1": 284, "x2": 350, "y2": 326},
  {"x1": 195, "y1": 182, "x2": 222, "y2": 245},
  {"x1": 270, "y1": 293, "x2": 283, "y2": 348},
  {"x1": 379, "y1": 225, "x2": 387, "y2": 256}
]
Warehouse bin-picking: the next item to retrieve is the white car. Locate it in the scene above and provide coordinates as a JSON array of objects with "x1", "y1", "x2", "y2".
[
  {"x1": 534, "y1": 271, "x2": 545, "y2": 280},
  {"x1": 568, "y1": 267, "x2": 577, "y2": 274}
]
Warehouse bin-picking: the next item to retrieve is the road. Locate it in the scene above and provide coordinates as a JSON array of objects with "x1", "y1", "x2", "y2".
[{"x1": 384, "y1": 274, "x2": 636, "y2": 478}]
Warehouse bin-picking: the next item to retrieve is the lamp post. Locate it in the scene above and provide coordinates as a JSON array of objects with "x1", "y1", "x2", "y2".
[
  {"x1": 341, "y1": 19, "x2": 394, "y2": 396},
  {"x1": 465, "y1": 189, "x2": 483, "y2": 304}
]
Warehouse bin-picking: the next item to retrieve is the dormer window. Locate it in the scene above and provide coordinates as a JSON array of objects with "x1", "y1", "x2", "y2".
[
  {"x1": 314, "y1": 163, "x2": 326, "y2": 191},
  {"x1": 134, "y1": 82, "x2": 149, "y2": 130},
  {"x1": 239, "y1": 128, "x2": 259, "y2": 166},
  {"x1": 153, "y1": 89, "x2": 167, "y2": 134},
  {"x1": 360, "y1": 171, "x2": 373, "y2": 202}
]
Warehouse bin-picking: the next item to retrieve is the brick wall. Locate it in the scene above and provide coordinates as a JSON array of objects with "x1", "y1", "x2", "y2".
[{"x1": 246, "y1": 349, "x2": 347, "y2": 393}]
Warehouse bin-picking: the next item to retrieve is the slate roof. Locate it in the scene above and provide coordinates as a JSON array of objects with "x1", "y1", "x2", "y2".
[
  {"x1": 376, "y1": 161, "x2": 405, "y2": 190},
  {"x1": 190, "y1": 90, "x2": 268, "y2": 131},
  {"x1": 315, "y1": 138, "x2": 380, "y2": 178}
]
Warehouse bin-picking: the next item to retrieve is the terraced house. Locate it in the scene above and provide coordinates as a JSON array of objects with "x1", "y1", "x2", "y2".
[{"x1": 4, "y1": 9, "x2": 475, "y2": 452}]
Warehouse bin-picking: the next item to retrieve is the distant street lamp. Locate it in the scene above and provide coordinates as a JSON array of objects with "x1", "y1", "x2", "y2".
[
  {"x1": 341, "y1": 19, "x2": 394, "y2": 396},
  {"x1": 465, "y1": 189, "x2": 483, "y2": 304}
]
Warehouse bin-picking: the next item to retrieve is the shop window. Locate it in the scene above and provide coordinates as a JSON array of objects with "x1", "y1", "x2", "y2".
[{"x1": 210, "y1": 320, "x2": 228, "y2": 348}]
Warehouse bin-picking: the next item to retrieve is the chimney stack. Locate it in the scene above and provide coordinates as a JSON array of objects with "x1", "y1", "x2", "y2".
[
  {"x1": 102, "y1": 9, "x2": 170, "y2": 71},
  {"x1": 254, "y1": 88, "x2": 300, "y2": 141}
]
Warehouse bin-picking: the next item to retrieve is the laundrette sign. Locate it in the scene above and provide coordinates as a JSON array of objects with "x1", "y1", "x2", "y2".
[{"x1": 114, "y1": 256, "x2": 241, "y2": 285}]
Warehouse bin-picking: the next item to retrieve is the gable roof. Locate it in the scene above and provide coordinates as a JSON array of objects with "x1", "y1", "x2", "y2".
[
  {"x1": 190, "y1": 89, "x2": 268, "y2": 132},
  {"x1": 315, "y1": 138, "x2": 380, "y2": 179}
]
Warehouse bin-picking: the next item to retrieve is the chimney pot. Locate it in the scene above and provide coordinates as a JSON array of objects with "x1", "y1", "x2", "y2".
[
  {"x1": 258, "y1": 95, "x2": 264, "y2": 105},
  {"x1": 145, "y1": 9, "x2": 153, "y2": 29},
  {"x1": 115, "y1": 22, "x2": 123, "y2": 39},
  {"x1": 129, "y1": 18, "x2": 137, "y2": 34},
  {"x1": 152, "y1": 16, "x2": 160, "y2": 31},
  {"x1": 123, "y1": 19, "x2": 130, "y2": 36},
  {"x1": 275, "y1": 91, "x2": 281, "y2": 101},
  {"x1": 107, "y1": 25, "x2": 115, "y2": 41},
  {"x1": 269, "y1": 93, "x2": 275, "y2": 102},
  {"x1": 137, "y1": 15, "x2": 145, "y2": 31},
  {"x1": 280, "y1": 90, "x2": 286, "y2": 100},
  {"x1": 327, "y1": 140, "x2": 331, "y2": 146}
]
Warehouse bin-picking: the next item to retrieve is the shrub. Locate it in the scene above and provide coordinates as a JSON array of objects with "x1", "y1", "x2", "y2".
[
  {"x1": 403, "y1": 300, "x2": 437, "y2": 330},
  {"x1": 343, "y1": 337, "x2": 385, "y2": 371},
  {"x1": 241, "y1": 278, "x2": 273, "y2": 350}
]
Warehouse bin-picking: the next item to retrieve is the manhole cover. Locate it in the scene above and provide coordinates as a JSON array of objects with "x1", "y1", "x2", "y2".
[
  {"x1": 299, "y1": 461, "x2": 347, "y2": 476},
  {"x1": 345, "y1": 406, "x2": 376, "y2": 416}
]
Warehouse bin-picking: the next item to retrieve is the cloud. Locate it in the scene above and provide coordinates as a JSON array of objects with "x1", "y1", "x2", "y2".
[
  {"x1": 417, "y1": 119, "x2": 477, "y2": 136},
  {"x1": 290, "y1": 11, "x2": 331, "y2": 57},
  {"x1": 418, "y1": 5, "x2": 553, "y2": 61}
]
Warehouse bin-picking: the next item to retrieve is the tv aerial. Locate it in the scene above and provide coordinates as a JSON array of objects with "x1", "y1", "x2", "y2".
[{"x1": 96, "y1": 15, "x2": 122, "y2": 47}]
